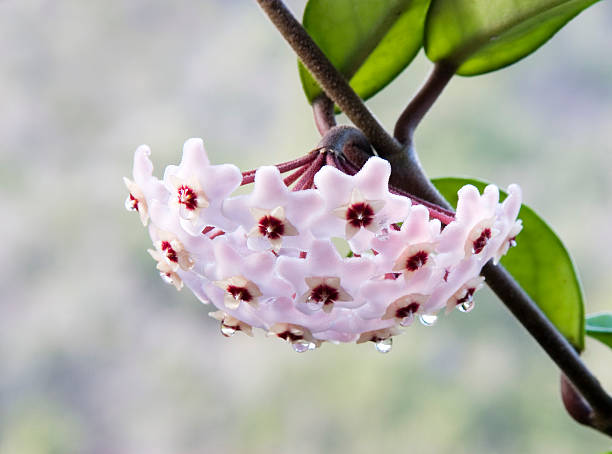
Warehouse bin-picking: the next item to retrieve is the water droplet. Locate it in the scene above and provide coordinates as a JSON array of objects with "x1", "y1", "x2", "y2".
[
  {"x1": 457, "y1": 299, "x2": 475, "y2": 313},
  {"x1": 375, "y1": 337, "x2": 393, "y2": 353},
  {"x1": 292, "y1": 340, "x2": 315, "y2": 353},
  {"x1": 306, "y1": 296, "x2": 323, "y2": 311},
  {"x1": 419, "y1": 314, "x2": 438, "y2": 327},
  {"x1": 509, "y1": 238, "x2": 517, "y2": 248},
  {"x1": 400, "y1": 313, "x2": 415, "y2": 327},
  {"x1": 220, "y1": 324, "x2": 236, "y2": 337},
  {"x1": 124, "y1": 196, "x2": 137, "y2": 211},
  {"x1": 159, "y1": 272, "x2": 174, "y2": 285}
]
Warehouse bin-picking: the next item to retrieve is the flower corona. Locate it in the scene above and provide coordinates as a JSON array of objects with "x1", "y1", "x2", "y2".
[{"x1": 124, "y1": 138, "x2": 522, "y2": 352}]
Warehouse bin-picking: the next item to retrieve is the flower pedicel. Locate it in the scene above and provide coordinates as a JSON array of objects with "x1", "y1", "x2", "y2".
[{"x1": 124, "y1": 138, "x2": 522, "y2": 352}]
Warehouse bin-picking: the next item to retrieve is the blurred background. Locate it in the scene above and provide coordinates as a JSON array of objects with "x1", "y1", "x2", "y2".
[{"x1": 1, "y1": 1, "x2": 612, "y2": 453}]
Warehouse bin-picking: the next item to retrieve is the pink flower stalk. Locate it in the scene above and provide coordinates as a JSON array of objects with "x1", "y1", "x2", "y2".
[{"x1": 124, "y1": 138, "x2": 522, "y2": 352}]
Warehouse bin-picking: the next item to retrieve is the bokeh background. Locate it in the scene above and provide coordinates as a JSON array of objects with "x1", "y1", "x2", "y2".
[{"x1": 2, "y1": 1, "x2": 612, "y2": 453}]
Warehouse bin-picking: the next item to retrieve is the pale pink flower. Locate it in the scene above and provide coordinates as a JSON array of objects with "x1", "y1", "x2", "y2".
[
  {"x1": 209, "y1": 311, "x2": 254, "y2": 337},
  {"x1": 163, "y1": 138, "x2": 242, "y2": 234},
  {"x1": 312, "y1": 157, "x2": 411, "y2": 253},
  {"x1": 223, "y1": 165, "x2": 323, "y2": 252}
]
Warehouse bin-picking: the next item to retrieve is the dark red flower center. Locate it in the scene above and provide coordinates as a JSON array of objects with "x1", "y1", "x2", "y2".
[
  {"x1": 396, "y1": 302, "x2": 420, "y2": 319},
  {"x1": 160, "y1": 241, "x2": 178, "y2": 263},
  {"x1": 258, "y1": 215, "x2": 285, "y2": 239},
  {"x1": 456, "y1": 287, "x2": 476, "y2": 305},
  {"x1": 128, "y1": 194, "x2": 139, "y2": 211},
  {"x1": 276, "y1": 330, "x2": 303, "y2": 342},
  {"x1": 473, "y1": 228, "x2": 492, "y2": 254},
  {"x1": 227, "y1": 285, "x2": 252, "y2": 302},
  {"x1": 310, "y1": 284, "x2": 339, "y2": 306},
  {"x1": 177, "y1": 185, "x2": 198, "y2": 210},
  {"x1": 405, "y1": 250, "x2": 428, "y2": 271},
  {"x1": 346, "y1": 202, "x2": 375, "y2": 228}
]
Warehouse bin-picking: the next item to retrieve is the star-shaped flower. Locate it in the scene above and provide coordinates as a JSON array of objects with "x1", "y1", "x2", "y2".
[
  {"x1": 208, "y1": 234, "x2": 293, "y2": 311},
  {"x1": 298, "y1": 276, "x2": 352, "y2": 313},
  {"x1": 382, "y1": 293, "x2": 429, "y2": 326},
  {"x1": 438, "y1": 184, "x2": 500, "y2": 260},
  {"x1": 356, "y1": 327, "x2": 401, "y2": 345},
  {"x1": 213, "y1": 275, "x2": 263, "y2": 309},
  {"x1": 312, "y1": 157, "x2": 411, "y2": 253},
  {"x1": 163, "y1": 138, "x2": 243, "y2": 234},
  {"x1": 248, "y1": 206, "x2": 298, "y2": 252},
  {"x1": 445, "y1": 276, "x2": 485, "y2": 314},
  {"x1": 148, "y1": 229, "x2": 195, "y2": 272},
  {"x1": 123, "y1": 145, "x2": 169, "y2": 226},
  {"x1": 223, "y1": 165, "x2": 324, "y2": 252},
  {"x1": 267, "y1": 323, "x2": 322, "y2": 351},
  {"x1": 156, "y1": 260, "x2": 183, "y2": 291},
  {"x1": 209, "y1": 311, "x2": 254, "y2": 337},
  {"x1": 333, "y1": 188, "x2": 385, "y2": 240},
  {"x1": 277, "y1": 239, "x2": 375, "y2": 313},
  {"x1": 491, "y1": 184, "x2": 523, "y2": 264}
]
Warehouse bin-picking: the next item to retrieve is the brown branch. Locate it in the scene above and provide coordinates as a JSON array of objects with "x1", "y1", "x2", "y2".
[{"x1": 255, "y1": 0, "x2": 402, "y2": 159}]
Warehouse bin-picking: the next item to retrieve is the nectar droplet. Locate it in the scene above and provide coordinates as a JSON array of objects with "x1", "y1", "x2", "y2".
[
  {"x1": 419, "y1": 314, "x2": 438, "y2": 327},
  {"x1": 375, "y1": 337, "x2": 393, "y2": 353}
]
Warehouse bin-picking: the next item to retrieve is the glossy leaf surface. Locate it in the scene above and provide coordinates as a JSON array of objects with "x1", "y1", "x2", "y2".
[
  {"x1": 299, "y1": 0, "x2": 430, "y2": 103},
  {"x1": 425, "y1": 0, "x2": 601, "y2": 75},
  {"x1": 433, "y1": 177, "x2": 585, "y2": 350}
]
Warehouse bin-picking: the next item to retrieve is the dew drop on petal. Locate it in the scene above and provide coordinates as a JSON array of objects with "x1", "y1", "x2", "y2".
[
  {"x1": 400, "y1": 313, "x2": 415, "y2": 327},
  {"x1": 306, "y1": 295, "x2": 323, "y2": 312},
  {"x1": 457, "y1": 299, "x2": 475, "y2": 313},
  {"x1": 292, "y1": 340, "x2": 315, "y2": 353},
  {"x1": 419, "y1": 314, "x2": 438, "y2": 327},
  {"x1": 159, "y1": 272, "x2": 174, "y2": 285},
  {"x1": 125, "y1": 195, "x2": 138, "y2": 212},
  {"x1": 220, "y1": 325, "x2": 236, "y2": 337},
  {"x1": 375, "y1": 337, "x2": 393, "y2": 353}
]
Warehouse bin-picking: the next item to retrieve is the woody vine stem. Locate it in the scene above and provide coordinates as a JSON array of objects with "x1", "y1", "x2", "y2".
[{"x1": 255, "y1": 0, "x2": 612, "y2": 437}]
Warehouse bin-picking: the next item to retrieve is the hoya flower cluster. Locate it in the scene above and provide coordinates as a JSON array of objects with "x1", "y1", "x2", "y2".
[{"x1": 124, "y1": 138, "x2": 522, "y2": 352}]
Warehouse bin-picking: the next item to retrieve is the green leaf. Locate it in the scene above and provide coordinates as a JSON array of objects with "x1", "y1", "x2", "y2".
[
  {"x1": 424, "y1": 0, "x2": 602, "y2": 76},
  {"x1": 299, "y1": 0, "x2": 431, "y2": 104},
  {"x1": 432, "y1": 177, "x2": 585, "y2": 350},
  {"x1": 586, "y1": 313, "x2": 612, "y2": 349}
]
